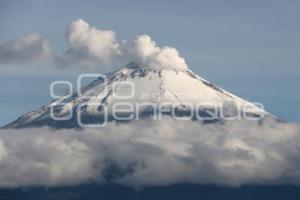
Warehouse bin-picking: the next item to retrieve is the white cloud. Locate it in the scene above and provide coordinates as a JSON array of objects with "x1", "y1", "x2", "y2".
[
  {"x1": 0, "y1": 117, "x2": 300, "y2": 188},
  {"x1": 0, "y1": 33, "x2": 51, "y2": 64},
  {"x1": 122, "y1": 35, "x2": 188, "y2": 70},
  {"x1": 57, "y1": 19, "x2": 120, "y2": 68},
  {"x1": 58, "y1": 20, "x2": 188, "y2": 71}
]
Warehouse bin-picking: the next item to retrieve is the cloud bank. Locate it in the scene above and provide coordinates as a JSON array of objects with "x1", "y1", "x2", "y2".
[
  {"x1": 0, "y1": 33, "x2": 51, "y2": 64},
  {"x1": 0, "y1": 19, "x2": 187, "y2": 71},
  {"x1": 0, "y1": 117, "x2": 300, "y2": 188}
]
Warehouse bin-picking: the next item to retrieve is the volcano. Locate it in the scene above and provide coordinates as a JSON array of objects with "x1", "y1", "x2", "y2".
[{"x1": 4, "y1": 63, "x2": 270, "y2": 129}]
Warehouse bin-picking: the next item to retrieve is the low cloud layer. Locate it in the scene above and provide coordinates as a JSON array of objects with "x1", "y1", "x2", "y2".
[
  {"x1": 0, "y1": 118, "x2": 300, "y2": 188},
  {"x1": 0, "y1": 33, "x2": 51, "y2": 64},
  {"x1": 0, "y1": 19, "x2": 187, "y2": 71}
]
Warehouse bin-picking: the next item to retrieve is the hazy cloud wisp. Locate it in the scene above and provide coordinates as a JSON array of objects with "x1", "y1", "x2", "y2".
[{"x1": 0, "y1": 33, "x2": 51, "y2": 64}]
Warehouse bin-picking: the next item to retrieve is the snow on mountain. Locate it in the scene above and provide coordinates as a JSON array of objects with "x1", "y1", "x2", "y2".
[{"x1": 3, "y1": 62, "x2": 269, "y2": 129}]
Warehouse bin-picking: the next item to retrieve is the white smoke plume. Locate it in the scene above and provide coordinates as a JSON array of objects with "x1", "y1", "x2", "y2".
[
  {"x1": 0, "y1": 19, "x2": 188, "y2": 71},
  {"x1": 122, "y1": 34, "x2": 188, "y2": 70},
  {"x1": 59, "y1": 19, "x2": 188, "y2": 71},
  {"x1": 0, "y1": 117, "x2": 300, "y2": 188}
]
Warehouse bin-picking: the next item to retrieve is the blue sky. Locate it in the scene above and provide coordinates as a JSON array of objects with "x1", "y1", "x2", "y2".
[{"x1": 0, "y1": 0, "x2": 300, "y2": 126}]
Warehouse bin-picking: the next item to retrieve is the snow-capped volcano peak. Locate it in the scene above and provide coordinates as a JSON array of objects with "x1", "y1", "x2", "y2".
[
  {"x1": 106, "y1": 62, "x2": 254, "y2": 105},
  {"x1": 120, "y1": 60, "x2": 188, "y2": 71},
  {"x1": 4, "y1": 63, "x2": 268, "y2": 128},
  {"x1": 111, "y1": 61, "x2": 187, "y2": 76}
]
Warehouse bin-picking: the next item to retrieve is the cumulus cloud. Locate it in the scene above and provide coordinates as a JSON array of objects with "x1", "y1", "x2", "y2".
[
  {"x1": 0, "y1": 118, "x2": 300, "y2": 188},
  {"x1": 0, "y1": 33, "x2": 51, "y2": 64},
  {"x1": 56, "y1": 19, "x2": 120, "y2": 68}
]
